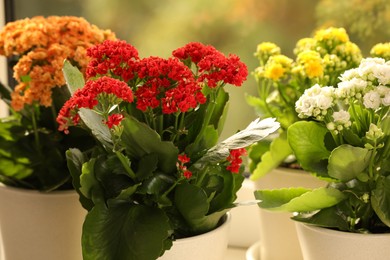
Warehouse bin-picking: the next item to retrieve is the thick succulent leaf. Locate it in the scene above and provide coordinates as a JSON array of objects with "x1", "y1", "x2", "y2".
[
  {"x1": 372, "y1": 175, "x2": 390, "y2": 228},
  {"x1": 255, "y1": 187, "x2": 345, "y2": 212},
  {"x1": 250, "y1": 132, "x2": 292, "y2": 180},
  {"x1": 196, "y1": 118, "x2": 279, "y2": 166},
  {"x1": 292, "y1": 205, "x2": 350, "y2": 231},
  {"x1": 174, "y1": 183, "x2": 230, "y2": 234},
  {"x1": 63, "y1": 60, "x2": 113, "y2": 148},
  {"x1": 210, "y1": 86, "x2": 229, "y2": 135},
  {"x1": 66, "y1": 149, "x2": 94, "y2": 210},
  {"x1": 288, "y1": 121, "x2": 331, "y2": 176},
  {"x1": 328, "y1": 145, "x2": 371, "y2": 182},
  {"x1": 63, "y1": 60, "x2": 85, "y2": 93},
  {"x1": 120, "y1": 116, "x2": 178, "y2": 173},
  {"x1": 82, "y1": 202, "x2": 171, "y2": 260}
]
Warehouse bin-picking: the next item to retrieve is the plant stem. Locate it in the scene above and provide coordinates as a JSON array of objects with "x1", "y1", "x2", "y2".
[
  {"x1": 115, "y1": 151, "x2": 136, "y2": 179},
  {"x1": 31, "y1": 106, "x2": 41, "y2": 152},
  {"x1": 193, "y1": 87, "x2": 218, "y2": 145}
]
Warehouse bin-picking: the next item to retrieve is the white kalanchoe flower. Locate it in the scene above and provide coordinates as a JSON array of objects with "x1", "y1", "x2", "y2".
[
  {"x1": 363, "y1": 90, "x2": 381, "y2": 109},
  {"x1": 296, "y1": 84, "x2": 334, "y2": 120},
  {"x1": 336, "y1": 78, "x2": 367, "y2": 103},
  {"x1": 332, "y1": 110, "x2": 351, "y2": 131},
  {"x1": 358, "y1": 57, "x2": 386, "y2": 82},
  {"x1": 373, "y1": 64, "x2": 390, "y2": 85},
  {"x1": 366, "y1": 123, "x2": 384, "y2": 141},
  {"x1": 339, "y1": 67, "x2": 359, "y2": 82},
  {"x1": 377, "y1": 85, "x2": 390, "y2": 106}
]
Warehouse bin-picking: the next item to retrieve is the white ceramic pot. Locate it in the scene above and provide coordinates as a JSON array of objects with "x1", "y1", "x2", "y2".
[
  {"x1": 158, "y1": 213, "x2": 231, "y2": 260},
  {"x1": 245, "y1": 241, "x2": 261, "y2": 260},
  {"x1": 296, "y1": 222, "x2": 390, "y2": 260},
  {"x1": 254, "y1": 167, "x2": 326, "y2": 260},
  {"x1": 0, "y1": 185, "x2": 86, "y2": 260}
]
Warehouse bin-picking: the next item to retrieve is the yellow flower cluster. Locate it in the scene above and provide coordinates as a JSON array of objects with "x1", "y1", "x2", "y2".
[
  {"x1": 249, "y1": 27, "x2": 363, "y2": 130},
  {"x1": 0, "y1": 16, "x2": 116, "y2": 110},
  {"x1": 293, "y1": 27, "x2": 362, "y2": 85},
  {"x1": 370, "y1": 43, "x2": 390, "y2": 60}
]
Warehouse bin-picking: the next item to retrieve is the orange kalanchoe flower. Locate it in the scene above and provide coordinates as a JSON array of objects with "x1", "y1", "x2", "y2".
[{"x1": 0, "y1": 16, "x2": 116, "y2": 111}]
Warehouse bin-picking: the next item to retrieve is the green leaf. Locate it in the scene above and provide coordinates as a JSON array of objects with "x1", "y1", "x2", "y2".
[
  {"x1": 0, "y1": 81, "x2": 12, "y2": 104},
  {"x1": 175, "y1": 183, "x2": 209, "y2": 220},
  {"x1": 381, "y1": 116, "x2": 390, "y2": 135},
  {"x1": 79, "y1": 108, "x2": 113, "y2": 149},
  {"x1": 62, "y1": 60, "x2": 85, "y2": 94},
  {"x1": 210, "y1": 86, "x2": 229, "y2": 135},
  {"x1": 120, "y1": 116, "x2": 178, "y2": 173},
  {"x1": 174, "y1": 183, "x2": 229, "y2": 234},
  {"x1": 288, "y1": 121, "x2": 331, "y2": 176},
  {"x1": 82, "y1": 202, "x2": 171, "y2": 260},
  {"x1": 250, "y1": 132, "x2": 292, "y2": 180},
  {"x1": 63, "y1": 60, "x2": 113, "y2": 148},
  {"x1": 255, "y1": 187, "x2": 346, "y2": 212},
  {"x1": 328, "y1": 145, "x2": 371, "y2": 182},
  {"x1": 292, "y1": 205, "x2": 350, "y2": 230},
  {"x1": 372, "y1": 175, "x2": 390, "y2": 228},
  {"x1": 66, "y1": 149, "x2": 94, "y2": 210},
  {"x1": 245, "y1": 93, "x2": 267, "y2": 117}
]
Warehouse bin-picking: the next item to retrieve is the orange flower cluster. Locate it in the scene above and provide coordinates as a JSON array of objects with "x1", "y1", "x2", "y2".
[{"x1": 0, "y1": 16, "x2": 116, "y2": 110}]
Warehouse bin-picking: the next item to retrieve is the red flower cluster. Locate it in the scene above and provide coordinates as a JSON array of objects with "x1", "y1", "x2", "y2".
[
  {"x1": 86, "y1": 40, "x2": 139, "y2": 81},
  {"x1": 177, "y1": 154, "x2": 192, "y2": 179},
  {"x1": 57, "y1": 76, "x2": 133, "y2": 133},
  {"x1": 105, "y1": 113, "x2": 124, "y2": 128},
  {"x1": 173, "y1": 42, "x2": 248, "y2": 88},
  {"x1": 226, "y1": 148, "x2": 247, "y2": 173},
  {"x1": 135, "y1": 57, "x2": 206, "y2": 114},
  {"x1": 172, "y1": 42, "x2": 217, "y2": 63},
  {"x1": 58, "y1": 40, "x2": 249, "y2": 135}
]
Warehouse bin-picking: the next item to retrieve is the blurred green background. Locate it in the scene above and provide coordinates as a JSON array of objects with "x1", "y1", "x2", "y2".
[{"x1": 12, "y1": 0, "x2": 390, "y2": 139}]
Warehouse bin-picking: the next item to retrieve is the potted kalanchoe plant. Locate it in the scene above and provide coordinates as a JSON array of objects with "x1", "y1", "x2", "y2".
[
  {"x1": 255, "y1": 57, "x2": 390, "y2": 258},
  {"x1": 246, "y1": 27, "x2": 362, "y2": 180},
  {"x1": 245, "y1": 27, "x2": 363, "y2": 260},
  {"x1": 58, "y1": 40, "x2": 280, "y2": 260},
  {"x1": 0, "y1": 16, "x2": 116, "y2": 260},
  {"x1": 0, "y1": 16, "x2": 116, "y2": 191}
]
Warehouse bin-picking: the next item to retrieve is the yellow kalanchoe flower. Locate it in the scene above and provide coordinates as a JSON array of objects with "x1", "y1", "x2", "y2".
[
  {"x1": 314, "y1": 27, "x2": 349, "y2": 46},
  {"x1": 370, "y1": 43, "x2": 390, "y2": 60},
  {"x1": 263, "y1": 55, "x2": 293, "y2": 81},
  {"x1": 254, "y1": 42, "x2": 281, "y2": 65},
  {"x1": 294, "y1": 37, "x2": 316, "y2": 55},
  {"x1": 294, "y1": 50, "x2": 324, "y2": 79}
]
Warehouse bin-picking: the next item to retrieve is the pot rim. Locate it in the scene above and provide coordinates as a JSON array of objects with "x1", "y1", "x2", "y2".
[
  {"x1": 173, "y1": 213, "x2": 231, "y2": 243},
  {"x1": 0, "y1": 183, "x2": 76, "y2": 197},
  {"x1": 296, "y1": 221, "x2": 390, "y2": 238}
]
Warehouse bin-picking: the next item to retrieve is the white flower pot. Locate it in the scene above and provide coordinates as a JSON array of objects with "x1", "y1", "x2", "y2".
[
  {"x1": 254, "y1": 167, "x2": 326, "y2": 260},
  {"x1": 0, "y1": 185, "x2": 86, "y2": 260},
  {"x1": 158, "y1": 213, "x2": 231, "y2": 260},
  {"x1": 295, "y1": 222, "x2": 390, "y2": 260},
  {"x1": 245, "y1": 240, "x2": 261, "y2": 260}
]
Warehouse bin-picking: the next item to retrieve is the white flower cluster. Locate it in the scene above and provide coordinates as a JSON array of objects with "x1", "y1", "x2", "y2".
[
  {"x1": 296, "y1": 58, "x2": 390, "y2": 134},
  {"x1": 338, "y1": 58, "x2": 390, "y2": 106},
  {"x1": 295, "y1": 84, "x2": 334, "y2": 120}
]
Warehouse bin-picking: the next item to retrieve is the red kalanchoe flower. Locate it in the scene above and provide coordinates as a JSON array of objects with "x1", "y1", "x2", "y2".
[
  {"x1": 226, "y1": 148, "x2": 247, "y2": 174},
  {"x1": 134, "y1": 57, "x2": 206, "y2": 114},
  {"x1": 172, "y1": 42, "x2": 218, "y2": 64},
  {"x1": 57, "y1": 76, "x2": 133, "y2": 133},
  {"x1": 197, "y1": 53, "x2": 248, "y2": 88},
  {"x1": 105, "y1": 113, "x2": 124, "y2": 128},
  {"x1": 178, "y1": 154, "x2": 191, "y2": 164},
  {"x1": 177, "y1": 153, "x2": 192, "y2": 179},
  {"x1": 173, "y1": 42, "x2": 248, "y2": 88},
  {"x1": 86, "y1": 40, "x2": 139, "y2": 81}
]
